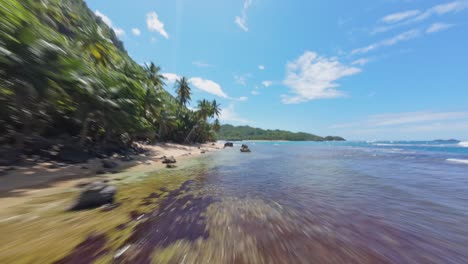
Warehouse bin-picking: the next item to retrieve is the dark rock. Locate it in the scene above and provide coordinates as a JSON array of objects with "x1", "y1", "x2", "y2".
[
  {"x1": 166, "y1": 164, "x2": 177, "y2": 169},
  {"x1": 48, "y1": 163, "x2": 60, "y2": 169},
  {"x1": 81, "y1": 166, "x2": 89, "y2": 170},
  {"x1": 96, "y1": 170, "x2": 106, "y2": 175},
  {"x1": 240, "y1": 144, "x2": 251, "y2": 153},
  {"x1": 69, "y1": 182, "x2": 117, "y2": 211},
  {"x1": 200, "y1": 151, "x2": 206, "y2": 154},
  {"x1": 121, "y1": 156, "x2": 133, "y2": 162},
  {"x1": 58, "y1": 146, "x2": 90, "y2": 163},
  {"x1": 162, "y1": 156, "x2": 176, "y2": 164},
  {"x1": 101, "y1": 159, "x2": 118, "y2": 169},
  {"x1": 224, "y1": 142, "x2": 234, "y2": 147}
]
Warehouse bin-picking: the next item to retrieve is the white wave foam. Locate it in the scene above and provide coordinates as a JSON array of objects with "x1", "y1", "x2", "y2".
[
  {"x1": 446, "y1": 158, "x2": 468, "y2": 165},
  {"x1": 458, "y1": 141, "x2": 468, "y2": 147}
]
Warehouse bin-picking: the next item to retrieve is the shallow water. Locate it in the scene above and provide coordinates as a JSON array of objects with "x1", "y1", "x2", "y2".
[{"x1": 160, "y1": 141, "x2": 468, "y2": 263}]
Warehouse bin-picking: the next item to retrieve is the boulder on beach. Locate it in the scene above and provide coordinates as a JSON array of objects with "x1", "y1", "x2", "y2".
[
  {"x1": 240, "y1": 144, "x2": 251, "y2": 153},
  {"x1": 102, "y1": 159, "x2": 118, "y2": 169},
  {"x1": 166, "y1": 164, "x2": 177, "y2": 169},
  {"x1": 69, "y1": 182, "x2": 116, "y2": 211},
  {"x1": 162, "y1": 156, "x2": 176, "y2": 164},
  {"x1": 224, "y1": 142, "x2": 234, "y2": 148}
]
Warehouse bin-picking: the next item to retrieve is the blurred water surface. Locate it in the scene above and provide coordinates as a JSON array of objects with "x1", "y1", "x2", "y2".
[{"x1": 193, "y1": 141, "x2": 468, "y2": 263}]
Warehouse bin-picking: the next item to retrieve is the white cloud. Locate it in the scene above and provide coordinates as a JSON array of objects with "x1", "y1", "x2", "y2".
[
  {"x1": 162, "y1": 73, "x2": 180, "y2": 83},
  {"x1": 368, "y1": 111, "x2": 468, "y2": 127},
  {"x1": 189, "y1": 77, "x2": 228, "y2": 98},
  {"x1": 426, "y1": 22, "x2": 454, "y2": 33},
  {"x1": 414, "y1": 0, "x2": 468, "y2": 21},
  {"x1": 113, "y1": 28, "x2": 125, "y2": 37},
  {"x1": 281, "y1": 51, "x2": 361, "y2": 104},
  {"x1": 95, "y1": 10, "x2": 112, "y2": 27},
  {"x1": 351, "y1": 58, "x2": 371, "y2": 66},
  {"x1": 258, "y1": 65, "x2": 265, "y2": 70},
  {"x1": 352, "y1": 29, "x2": 420, "y2": 55},
  {"x1": 235, "y1": 0, "x2": 252, "y2": 32},
  {"x1": 251, "y1": 90, "x2": 260, "y2": 95},
  {"x1": 132, "y1": 28, "x2": 141, "y2": 36},
  {"x1": 95, "y1": 10, "x2": 125, "y2": 37},
  {"x1": 373, "y1": 1, "x2": 468, "y2": 34},
  {"x1": 381, "y1": 10, "x2": 421, "y2": 23},
  {"x1": 193, "y1": 61, "x2": 213, "y2": 68},
  {"x1": 331, "y1": 111, "x2": 468, "y2": 129},
  {"x1": 262, "y1": 80, "x2": 273, "y2": 87},
  {"x1": 238, "y1": 96, "x2": 248, "y2": 101},
  {"x1": 220, "y1": 104, "x2": 251, "y2": 124},
  {"x1": 147, "y1": 12, "x2": 169, "y2": 39}
]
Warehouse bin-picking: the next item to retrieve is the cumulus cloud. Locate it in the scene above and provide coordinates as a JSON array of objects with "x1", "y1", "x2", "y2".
[
  {"x1": 132, "y1": 28, "x2": 141, "y2": 36},
  {"x1": 147, "y1": 12, "x2": 169, "y2": 39},
  {"x1": 258, "y1": 65, "x2": 265, "y2": 70},
  {"x1": 426, "y1": 22, "x2": 454, "y2": 33},
  {"x1": 162, "y1": 73, "x2": 180, "y2": 83},
  {"x1": 235, "y1": 0, "x2": 252, "y2": 32},
  {"x1": 95, "y1": 10, "x2": 125, "y2": 37},
  {"x1": 189, "y1": 77, "x2": 229, "y2": 98},
  {"x1": 220, "y1": 104, "x2": 251, "y2": 124},
  {"x1": 381, "y1": 10, "x2": 421, "y2": 23},
  {"x1": 281, "y1": 51, "x2": 361, "y2": 104},
  {"x1": 352, "y1": 29, "x2": 421, "y2": 55}
]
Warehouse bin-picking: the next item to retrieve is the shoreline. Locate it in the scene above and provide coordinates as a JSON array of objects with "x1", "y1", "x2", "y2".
[{"x1": 0, "y1": 142, "x2": 224, "y2": 211}]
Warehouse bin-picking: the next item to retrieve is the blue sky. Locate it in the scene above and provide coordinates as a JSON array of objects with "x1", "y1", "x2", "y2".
[{"x1": 85, "y1": 0, "x2": 468, "y2": 140}]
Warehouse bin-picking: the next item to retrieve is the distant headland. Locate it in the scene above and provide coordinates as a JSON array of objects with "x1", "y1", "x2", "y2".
[{"x1": 217, "y1": 124, "x2": 345, "y2": 142}]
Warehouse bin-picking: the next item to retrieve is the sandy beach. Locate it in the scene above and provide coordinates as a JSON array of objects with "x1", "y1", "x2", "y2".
[{"x1": 0, "y1": 142, "x2": 224, "y2": 211}]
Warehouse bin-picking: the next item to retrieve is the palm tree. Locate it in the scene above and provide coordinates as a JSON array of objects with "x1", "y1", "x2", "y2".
[
  {"x1": 144, "y1": 63, "x2": 166, "y2": 89},
  {"x1": 211, "y1": 99, "x2": 221, "y2": 118},
  {"x1": 175, "y1": 77, "x2": 191, "y2": 106},
  {"x1": 142, "y1": 62, "x2": 166, "y2": 120},
  {"x1": 197, "y1": 99, "x2": 213, "y2": 121}
]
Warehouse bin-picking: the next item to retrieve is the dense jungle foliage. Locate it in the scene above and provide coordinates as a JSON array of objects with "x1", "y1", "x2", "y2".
[
  {"x1": 0, "y1": 0, "x2": 222, "y2": 160},
  {"x1": 217, "y1": 125, "x2": 345, "y2": 141}
]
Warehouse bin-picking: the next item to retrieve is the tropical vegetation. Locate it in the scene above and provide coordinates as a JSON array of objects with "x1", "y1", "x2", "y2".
[
  {"x1": 217, "y1": 125, "x2": 345, "y2": 141},
  {"x1": 0, "y1": 0, "x2": 222, "y2": 161}
]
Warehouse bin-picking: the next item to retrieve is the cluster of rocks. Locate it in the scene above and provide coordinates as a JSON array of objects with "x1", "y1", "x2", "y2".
[
  {"x1": 162, "y1": 156, "x2": 177, "y2": 169},
  {"x1": 240, "y1": 144, "x2": 251, "y2": 153},
  {"x1": 224, "y1": 142, "x2": 234, "y2": 148}
]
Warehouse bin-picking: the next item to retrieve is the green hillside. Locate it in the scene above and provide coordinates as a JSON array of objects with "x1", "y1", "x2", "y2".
[
  {"x1": 0, "y1": 0, "x2": 222, "y2": 160},
  {"x1": 217, "y1": 125, "x2": 345, "y2": 141}
]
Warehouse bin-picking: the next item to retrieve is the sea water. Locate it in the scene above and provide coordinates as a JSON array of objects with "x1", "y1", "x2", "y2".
[{"x1": 199, "y1": 140, "x2": 468, "y2": 263}]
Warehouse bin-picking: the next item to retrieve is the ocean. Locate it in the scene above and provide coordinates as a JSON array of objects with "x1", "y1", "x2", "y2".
[
  {"x1": 126, "y1": 140, "x2": 468, "y2": 263},
  {"x1": 200, "y1": 140, "x2": 468, "y2": 263}
]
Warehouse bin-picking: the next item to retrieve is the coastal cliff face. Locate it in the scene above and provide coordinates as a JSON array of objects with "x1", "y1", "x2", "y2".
[{"x1": 216, "y1": 124, "x2": 345, "y2": 141}]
